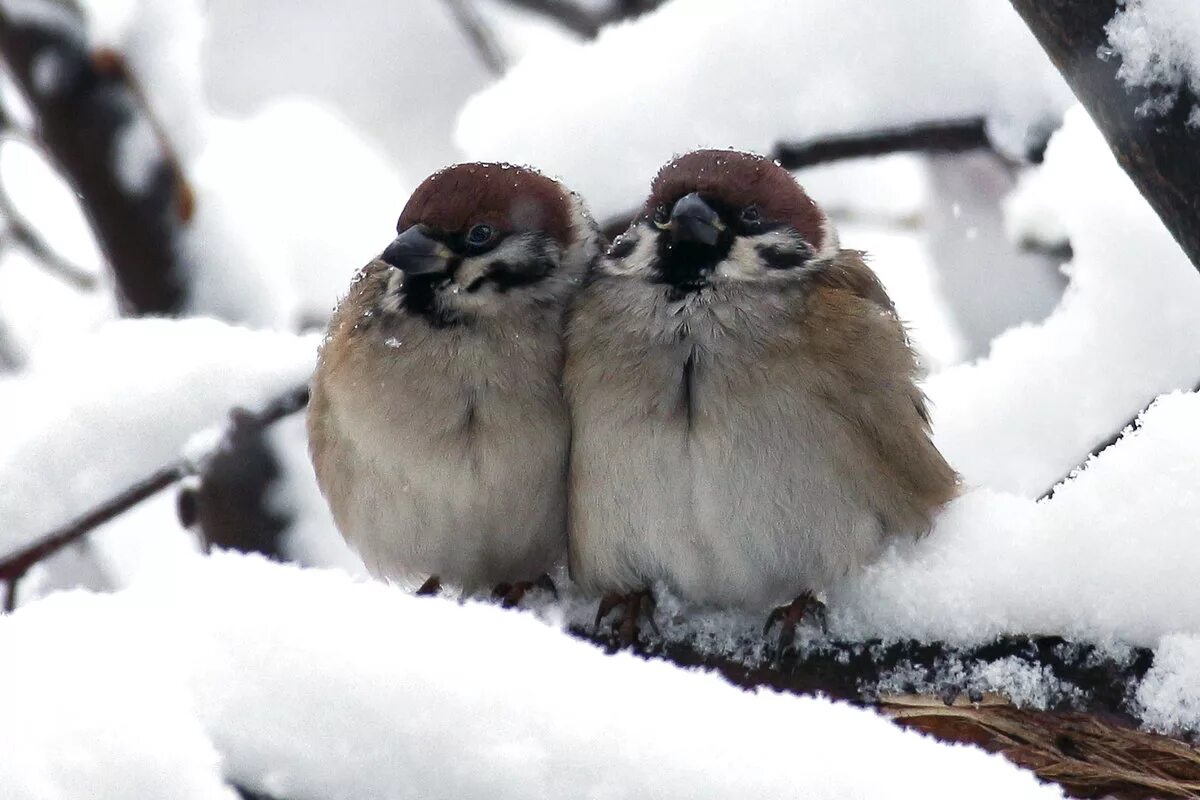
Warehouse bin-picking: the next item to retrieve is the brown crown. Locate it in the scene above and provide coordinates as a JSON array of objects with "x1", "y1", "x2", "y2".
[
  {"x1": 397, "y1": 163, "x2": 574, "y2": 245},
  {"x1": 646, "y1": 150, "x2": 826, "y2": 250}
]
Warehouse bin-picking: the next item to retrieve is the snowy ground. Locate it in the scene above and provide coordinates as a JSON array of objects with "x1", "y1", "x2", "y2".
[{"x1": 2, "y1": 0, "x2": 1200, "y2": 796}]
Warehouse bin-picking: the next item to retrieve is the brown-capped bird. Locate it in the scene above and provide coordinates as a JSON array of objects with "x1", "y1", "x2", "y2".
[
  {"x1": 565, "y1": 149, "x2": 957, "y2": 645},
  {"x1": 308, "y1": 163, "x2": 600, "y2": 603}
]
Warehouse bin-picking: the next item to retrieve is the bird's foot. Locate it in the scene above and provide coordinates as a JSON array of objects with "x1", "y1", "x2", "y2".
[
  {"x1": 594, "y1": 589, "x2": 659, "y2": 648},
  {"x1": 492, "y1": 574, "x2": 558, "y2": 609},
  {"x1": 415, "y1": 575, "x2": 442, "y2": 597},
  {"x1": 763, "y1": 591, "x2": 828, "y2": 658}
]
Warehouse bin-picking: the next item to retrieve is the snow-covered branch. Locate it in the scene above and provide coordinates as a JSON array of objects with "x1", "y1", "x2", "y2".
[
  {"x1": 0, "y1": 382, "x2": 309, "y2": 611},
  {"x1": 0, "y1": 2, "x2": 192, "y2": 313},
  {"x1": 1009, "y1": 0, "x2": 1200, "y2": 271}
]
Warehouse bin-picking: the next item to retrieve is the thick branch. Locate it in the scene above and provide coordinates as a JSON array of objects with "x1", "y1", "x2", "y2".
[
  {"x1": 567, "y1": 625, "x2": 1200, "y2": 798},
  {"x1": 1009, "y1": 0, "x2": 1200, "y2": 272},
  {"x1": 0, "y1": 3, "x2": 191, "y2": 313},
  {"x1": 0, "y1": 385, "x2": 309, "y2": 611}
]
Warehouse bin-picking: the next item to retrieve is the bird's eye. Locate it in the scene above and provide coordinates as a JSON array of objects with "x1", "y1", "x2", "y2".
[
  {"x1": 466, "y1": 224, "x2": 494, "y2": 246},
  {"x1": 652, "y1": 205, "x2": 670, "y2": 229},
  {"x1": 740, "y1": 205, "x2": 761, "y2": 225}
]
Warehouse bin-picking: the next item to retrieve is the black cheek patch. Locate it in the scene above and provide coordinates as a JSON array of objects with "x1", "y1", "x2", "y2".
[
  {"x1": 486, "y1": 256, "x2": 556, "y2": 293},
  {"x1": 756, "y1": 243, "x2": 811, "y2": 270}
]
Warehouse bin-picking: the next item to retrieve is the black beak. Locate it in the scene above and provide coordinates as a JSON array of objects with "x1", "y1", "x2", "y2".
[
  {"x1": 380, "y1": 227, "x2": 450, "y2": 275},
  {"x1": 670, "y1": 192, "x2": 723, "y2": 246}
]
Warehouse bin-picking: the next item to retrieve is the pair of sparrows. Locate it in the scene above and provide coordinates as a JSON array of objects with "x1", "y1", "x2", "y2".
[{"x1": 307, "y1": 151, "x2": 958, "y2": 645}]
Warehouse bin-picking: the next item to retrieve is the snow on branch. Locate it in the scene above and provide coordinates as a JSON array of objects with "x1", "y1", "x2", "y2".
[
  {"x1": 1009, "y1": 0, "x2": 1200, "y2": 272},
  {"x1": 0, "y1": 383, "x2": 309, "y2": 612},
  {"x1": 0, "y1": 1, "x2": 193, "y2": 313}
]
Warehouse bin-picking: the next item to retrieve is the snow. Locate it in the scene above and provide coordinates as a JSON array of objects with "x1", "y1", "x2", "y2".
[
  {"x1": 1136, "y1": 634, "x2": 1200, "y2": 736},
  {"x1": 0, "y1": 591, "x2": 236, "y2": 800},
  {"x1": 835, "y1": 389, "x2": 1200, "y2": 647},
  {"x1": 0, "y1": 319, "x2": 316, "y2": 563},
  {"x1": 183, "y1": 100, "x2": 410, "y2": 328},
  {"x1": 456, "y1": 0, "x2": 1074, "y2": 219},
  {"x1": 1108, "y1": 0, "x2": 1200, "y2": 123},
  {"x1": 926, "y1": 106, "x2": 1200, "y2": 496},
  {"x1": 0, "y1": 553, "x2": 1063, "y2": 800}
]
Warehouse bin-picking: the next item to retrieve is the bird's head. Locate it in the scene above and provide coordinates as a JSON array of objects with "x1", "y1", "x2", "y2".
[
  {"x1": 371, "y1": 162, "x2": 597, "y2": 326},
  {"x1": 602, "y1": 149, "x2": 838, "y2": 296}
]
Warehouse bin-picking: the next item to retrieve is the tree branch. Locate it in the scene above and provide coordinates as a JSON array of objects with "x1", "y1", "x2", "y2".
[
  {"x1": 772, "y1": 117, "x2": 991, "y2": 170},
  {"x1": 0, "y1": 2, "x2": 192, "y2": 313},
  {"x1": 566, "y1": 625, "x2": 1200, "y2": 798},
  {"x1": 495, "y1": 0, "x2": 667, "y2": 39},
  {"x1": 1009, "y1": 0, "x2": 1200, "y2": 272},
  {"x1": 443, "y1": 0, "x2": 508, "y2": 76},
  {"x1": 0, "y1": 385, "x2": 310, "y2": 611},
  {"x1": 0, "y1": 143, "x2": 98, "y2": 291}
]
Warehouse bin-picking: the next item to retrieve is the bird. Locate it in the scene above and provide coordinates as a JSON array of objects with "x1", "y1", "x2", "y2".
[
  {"x1": 565, "y1": 149, "x2": 958, "y2": 646},
  {"x1": 308, "y1": 162, "x2": 601, "y2": 604}
]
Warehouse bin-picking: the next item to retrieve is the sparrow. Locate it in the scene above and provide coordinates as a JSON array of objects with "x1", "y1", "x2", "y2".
[
  {"x1": 565, "y1": 149, "x2": 958, "y2": 646},
  {"x1": 308, "y1": 163, "x2": 600, "y2": 603}
]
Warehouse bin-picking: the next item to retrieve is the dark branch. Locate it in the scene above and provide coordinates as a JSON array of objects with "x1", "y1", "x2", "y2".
[
  {"x1": 443, "y1": 0, "x2": 508, "y2": 76},
  {"x1": 600, "y1": 118, "x2": 999, "y2": 239},
  {"x1": 0, "y1": 385, "x2": 310, "y2": 610},
  {"x1": 772, "y1": 117, "x2": 990, "y2": 170},
  {"x1": 0, "y1": 4, "x2": 192, "y2": 313},
  {"x1": 496, "y1": 0, "x2": 667, "y2": 39},
  {"x1": 565, "y1": 625, "x2": 1200, "y2": 798},
  {"x1": 1009, "y1": 0, "x2": 1200, "y2": 273}
]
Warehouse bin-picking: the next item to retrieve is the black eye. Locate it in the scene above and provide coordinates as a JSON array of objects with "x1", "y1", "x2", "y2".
[
  {"x1": 466, "y1": 224, "x2": 494, "y2": 246},
  {"x1": 652, "y1": 205, "x2": 670, "y2": 227},
  {"x1": 740, "y1": 205, "x2": 761, "y2": 225}
]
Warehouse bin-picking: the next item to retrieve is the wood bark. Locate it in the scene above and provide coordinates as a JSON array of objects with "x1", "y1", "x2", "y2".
[
  {"x1": 0, "y1": 4, "x2": 191, "y2": 313},
  {"x1": 1009, "y1": 0, "x2": 1200, "y2": 272}
]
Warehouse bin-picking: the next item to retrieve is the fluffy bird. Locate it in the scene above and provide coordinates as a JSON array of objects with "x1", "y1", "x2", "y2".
[
  {"x1": 566, "y1": 149, "x2": 957, "y2": 643},
  {"x1": 308, "y1": 163, "x2": 600, "y2": 603}
]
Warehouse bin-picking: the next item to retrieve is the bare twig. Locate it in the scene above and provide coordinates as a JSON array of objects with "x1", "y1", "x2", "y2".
[
  {"x1": 0, "y1": 385, "x2": 310, "y2": 611},
  {"x1": 600, "y1": 118, "x2": 1000, "y2": 239},
  {"x1": 443, "y1": 0, "x2": 508, "y2": 75},
  {"x1": 496, "y1": 0, "x2": 667, "y2": 39},
  {"x1": 0, "y1": 151, "x2": 98, "y2": 291}
]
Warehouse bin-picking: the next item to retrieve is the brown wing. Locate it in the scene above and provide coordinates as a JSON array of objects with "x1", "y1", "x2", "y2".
[{"x1": 801, "y1": 250, "x2": 958, "y2": 528}]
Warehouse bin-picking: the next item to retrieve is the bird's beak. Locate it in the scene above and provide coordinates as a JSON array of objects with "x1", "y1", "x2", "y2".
[
  {"x1": 670, "y1": 192, "x2": 724, "y2": 246},
  {"x1": 380, "y1": 227, "x2": 452, "y2": 275}
]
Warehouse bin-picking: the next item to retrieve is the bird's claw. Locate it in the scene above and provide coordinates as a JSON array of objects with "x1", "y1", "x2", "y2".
[
  {"x1": 415, "y1": 575, "x2": 442, "y2": 597},
  {"x1": 763, "y1": 591, "x2": 828, "y2": 658},
  {"x1": 594, "y1": 589, "x2": 658, "y2": 648},
  {"x1": 493, "y1": 574, "x2": 558, "y2": 609}
]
